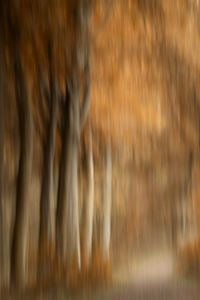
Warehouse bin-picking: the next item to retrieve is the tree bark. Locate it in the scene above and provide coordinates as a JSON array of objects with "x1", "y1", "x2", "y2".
[
  {"x1": 38, "y1": 82, "x2": 58, "y2": 278},
  {"x1": 179, "y1": 152, "x2": 193, "y2": 242},
  {"x1": 70, "y1": 112, "x2": 81, "y2": 269},
  {"x1": 11, "y1": 53, "x2": 33, "y2": 288},
  {"x1": 0, "y1": 30, "x2": 7, "y2": 289},
  {"x1": 82, "y1": 127, "x2": 94, "y2": 268},
  {"x1": 56, "y1": 78, "x2": 81, "y2": 270},
  {"x1": 80, "y1": 60, "x2": 90, "y2": 130},
  {"x1": 102, "y1": 142, "x2": 112, "y2": 262},
  {"x1": 56, "y1": 0, "x2": 91, "y2": 271},
  {"x1": 38, "y1": 42, "x2": 59, "y2": 275},
  {"x1": 56, "y1": 93, "x2": 71, "y2": 263}
]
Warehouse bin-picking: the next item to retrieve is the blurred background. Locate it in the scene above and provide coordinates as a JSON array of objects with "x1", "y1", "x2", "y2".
[{"x1": 1, "y1": 0, "x2": 200, "y2": 299}]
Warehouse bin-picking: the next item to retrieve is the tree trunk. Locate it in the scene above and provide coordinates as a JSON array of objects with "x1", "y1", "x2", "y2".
[
  {"x1": 0, "y1": 32, "x2": 7, "y2": 289},
  {"x1": 70, "y1": 117, "x2": 81, "y2": 270},
  {"x1": 56, "y1": 89, "x2": 71, "y2": 263},
  {"x1": 56, "y1": 79, "x2": 81, "y2": 270},
  {"x1": 102, "y1": 142, "x2": 112, "y2": 262},
  {"x1": 179, "y1": 152, "x2": 193, "y2": 243},
  {"x1": 56, "y1": 0, "x2": 91, "y2": 271},
  {"x1": 11, "y1": 54, "x2": 33, "y2": 288},
  {"x1": 38, "y1": 81, "x2": 58, "y2": 278},
  {"x1": 80, "y1": 60, "x2": 90, "y2": 129},
  {"x1": 82, "y1": 127, "x2": 94, "y2": 269}
]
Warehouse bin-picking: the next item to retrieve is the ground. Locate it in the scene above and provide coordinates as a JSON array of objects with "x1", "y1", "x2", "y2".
[
  {"x1": 3, "y1": 247, "x2": 200, "y2": 299},
  {"x1": 83, "y1": 248, "x2": 200, "y2": 300}
]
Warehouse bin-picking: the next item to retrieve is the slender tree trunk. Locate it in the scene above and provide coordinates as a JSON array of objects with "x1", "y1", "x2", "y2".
[
  {"x1": 56, "y1": 0, "x2": 91, "y2": 272},
  {"x1": 38, "y1": 40, "x2": 59, "y2": 280},
  {"x1": 11, "y1": 54, "x2": 33, "y2": 288},
  {"x1": 102, "y1": 142, "x2": 112, "y2": 262},
  {"x1": 56, "y1": 80, "x2": 81, "y2": 270},
  {"x1": 56, "y1": 91, "x2": 71, "y2": 263},
  {"x1": 0, "y1": 34, "x2": 6, "y2": 289},
  {"x1": 82, "y1": 127, "x2": 94, "y2": 269},
  {"x1": 38, "y1": 81, "x2": 58, "y2": 277},
  {"x1": 80, "y1": 60, "x2": 90, "y2": 129},
  {"x1": 179, "y1": 152, "x2": 193, "y2": 243},
  {"x1": 70, "y1": 118, "x2": 81, "y2": 270}
]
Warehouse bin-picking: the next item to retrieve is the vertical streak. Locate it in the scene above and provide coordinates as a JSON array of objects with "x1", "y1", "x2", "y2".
[{"x1": 103, "y1": 141, "x2": 112, "y2": 261}]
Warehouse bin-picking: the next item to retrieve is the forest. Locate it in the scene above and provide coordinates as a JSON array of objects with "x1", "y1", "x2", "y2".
[{"x1": 1, "y1": 0, "x2": 200, "y2": 299}]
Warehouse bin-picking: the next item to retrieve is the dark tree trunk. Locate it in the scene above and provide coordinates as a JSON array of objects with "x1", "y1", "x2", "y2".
[
  {"x1": 69, "y1": 85, "x2": 81, "y2": 269},
  {"x1": 56, "y1": 78, "x2": 81, "y2": 269},
  {"x1": 80, "y1": 59, "x2": 90, "y2": 129},
  {"x1": 11, "y1": 53, "x2": 33, "y2": 288},
  {"x1": 0, "y1": 30, "x2": 6, "y2": 288},
  {"x1": 38, "y1": 82, "x2": 58, "y2": 278},
  {"x1": 56, "y1": 88, "x2": 71, "y2": 263}
]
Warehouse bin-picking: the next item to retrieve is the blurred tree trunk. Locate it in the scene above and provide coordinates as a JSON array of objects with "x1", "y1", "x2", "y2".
[
  {"x1": 56, "y1": 89, "x2": 71, "y2": 263},
  {"x1": 81, "y1": 127, "x2": 94, "y2": 269},
  {"x1": 170, "y1": 201, "x2": 178, "y2": 249},
  {"x1": 171, "y1": 153, "x2": 194, "y2": 249},
  {"x1": 38, "y1": 44, "x2": 58, "y2": 277},
  {"x1": 70, "y1": 83, "x2": 81, "y2": 269},
  {"x1": 11, "y1": 52, "x2": 33, "y2": 288},
  {"x1": 56, "y1": 0, "x2": 91, "y2": 272},
  {"x1": 0, "y1": 27, "x2": 7, "y2": 288},
  {"x1": 56, "y1": 4, "x2": 90, "y2": 271},
  {"x1": 179, "y1": 152, "x2": 193, "y2": 242},
  {"x1": 56, "y1": 77, "x2": 81, "y2": 270},
  {"x1": 103, "y1": 142, "x2": 112, "y2": 262}
]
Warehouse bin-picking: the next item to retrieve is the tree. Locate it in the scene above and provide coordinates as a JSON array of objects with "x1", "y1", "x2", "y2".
[
  {"x1": 56, "y1": 0, "x2": 91, "y2": 270},
  {"x1": 38, "y1": 40, "x2": 59, "y2": 279},
  {"x1": 102, "y1": 141, "x2": 112, "y2": 262},
  {"x1": 11, "y1": 47, "x2": 34, "y2": 287},
  {"x1": 81, "y1": 126, "x2": 94, "y2": 269},
  {"x1": 0, "y1": 4, "x2": 6, "y2": 287}
]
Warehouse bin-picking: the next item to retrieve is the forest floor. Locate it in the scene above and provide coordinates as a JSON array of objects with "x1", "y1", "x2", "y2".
[
  {"x1": 113, "y1": 247, "x2": 174, "y2": 285},
  {"x1": 75, "y1": 246, "x2": 200, "y2": 299},
  {"x1": 80, "y1": 247, "x2": 200, "y2": 300},
  {"x1": 3, "y1": 247, "x2": 200, "y2": 299}
]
